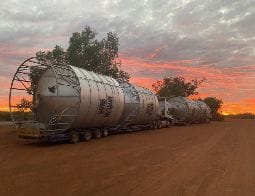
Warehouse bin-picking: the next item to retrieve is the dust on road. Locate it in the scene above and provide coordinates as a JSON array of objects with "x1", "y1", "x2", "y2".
[{"x1": 0, "y1": 119, "x2": 255, "y2": 196}]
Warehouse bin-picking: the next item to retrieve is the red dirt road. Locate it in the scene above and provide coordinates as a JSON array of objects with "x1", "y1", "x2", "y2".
[{"x1": 0, "y1": 119, "x2": 255, "y2": 196}]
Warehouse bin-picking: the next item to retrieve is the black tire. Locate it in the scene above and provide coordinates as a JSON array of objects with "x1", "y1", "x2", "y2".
[
  {"x1": 166, "y1": 120, "x2": 171, "y2": 128},
  {"x1": 157, "y1": 121, "x2": 162, "y2": 129},
  {"x1": 80, "y1": 130, "x2": 92, "y2": 141},
  {"x1": 206, "y1": 119, "x2": 211, "y2": 123},
  {"x1": 187, "y1": 121, "x2": 192, "y2": 125},
  {"x1": 69, "y1": 131, "x2": 80, "y2": 144},
  {"x1": 102, "y1": 129, "x2": 108, "y2": 137},
  {"x1": 151, "y1": 121, "x2": 157, "y2": 130},
  {"x1": 93, "y1": 129, "x2": 102, "y2": 139}
]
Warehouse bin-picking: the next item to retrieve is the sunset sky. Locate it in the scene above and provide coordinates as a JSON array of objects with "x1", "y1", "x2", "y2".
[{"x1": 1, "y1": 0, "x2": 255, "y2": 114}]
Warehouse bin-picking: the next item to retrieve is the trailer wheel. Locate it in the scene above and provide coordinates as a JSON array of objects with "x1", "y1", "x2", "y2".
[
  {"x1": 102, "y1": 129, "x2": 108, "y2": 137},
  {"x1": 157, "y1": 121, "x2": 162, "y2": 129},
  {"x1": 80, "y1": 130, "x2": 92, "y2": 141},
  {"x1": 151, "y1": 121, "x2": 157, "y2": 130},
  {"x1": 93, "y1": 129, "x2": 102, "y2": 139},
  {"x1": 69, "y1": 131, "x2": 80, "y2": 144},
  {"x1": 186, "y1": 121, "x2": 192, "y2": 125},
  {"x1": 166, "y1": 120, "x2": 171, "y2": 128}
]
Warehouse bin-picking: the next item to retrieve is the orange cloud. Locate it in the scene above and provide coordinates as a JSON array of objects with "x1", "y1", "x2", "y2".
[
  {"x1": 222, "y1": 99, "x2": 255, "y2": 115},
  {"x1": 120, "y1": 54, "x2": 255, "y2": 114},
  {"x1": 129, "y1": 77, "x2": 156, "y2": 90}
]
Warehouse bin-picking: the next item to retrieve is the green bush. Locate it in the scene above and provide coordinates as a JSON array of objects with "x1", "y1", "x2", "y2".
[
  {"x1": 211, "y1": 113, "x2": 225, "y2": 121},
  {"x1": 0, "y1": 111, "x2": 11, "y2": 121},
  {"x1": 227, "y1": 113, "x2": 255, "y2": 119}
]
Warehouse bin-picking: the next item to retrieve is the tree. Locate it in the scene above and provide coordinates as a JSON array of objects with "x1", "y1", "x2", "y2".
[
  {"x1": 16, "y1": 98, "x2": 32, "y2": 113},
  {"x1": 152, "y1": 76, "x2": 205, "y2": 97},
  {"x1": 27, "y1": 66, "x2": 46, "y2": 95},
  {"x1": 30, "y1": 45, "x2": 66, "y2": 95},
  {"x1": 35, "y1": 26, "x2": 129, "y2": 82},
  {"x1": 15, "y1": 98, "x2": 33, "y2": 122},
  {"x1": 36, "y1": 45, "x2": 66, "y2": 62},
  {"x1": 202, "y1": 97, "x2": 223, "y2": 121},
  {"x1": 66, "y1": 27, "x2": 97, "y2": 69}
]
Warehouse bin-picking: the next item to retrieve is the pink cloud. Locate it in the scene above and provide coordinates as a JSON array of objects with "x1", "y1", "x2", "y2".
[{"x1": 120, "y1": 54, "x2": 255, "y2": 114}]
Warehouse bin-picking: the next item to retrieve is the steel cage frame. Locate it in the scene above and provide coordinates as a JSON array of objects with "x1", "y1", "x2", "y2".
[{"x1": 9, "y1": 57, "x2": 81, "y2": 133}]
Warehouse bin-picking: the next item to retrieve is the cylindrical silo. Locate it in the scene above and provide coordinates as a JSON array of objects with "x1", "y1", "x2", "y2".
[
  {"x1": 9, "y1": 57, "x2": 159, "y2": 137},
  {"x1": 28, "y1": 59, "x2": 125, "y2": 131},
  {"x1": 118, "y1": 83, "x2": 158, "y2": 127},
  {"x1": 167, "y1": 96, "x2": 200, "y2": 124},
  {"x1": 195, "y1": 100, "x2": 211, "y2": 122},
  {"x1": 167, "y1": 96, "x2": 211, "y2": 124}
]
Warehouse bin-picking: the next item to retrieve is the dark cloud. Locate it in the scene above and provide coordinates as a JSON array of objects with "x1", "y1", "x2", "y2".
[
  {"x1": 0, "y1": 0, "x2": 254, "y2": 111},
  {"x1": 1, "y1": 0, "x2": 254, "y2": 65}
]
